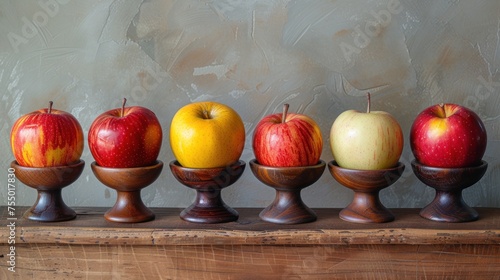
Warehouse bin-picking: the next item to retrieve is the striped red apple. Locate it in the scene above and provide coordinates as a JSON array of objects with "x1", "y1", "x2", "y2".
[
  {"x1": 10, "y1": 101, "x2": 84, "y2": 167},
  {"x1": 253, "y1": 104, "x2": 323, "y2": 167}
]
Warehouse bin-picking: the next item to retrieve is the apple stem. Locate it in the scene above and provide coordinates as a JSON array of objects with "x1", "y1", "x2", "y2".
[
  {"x1": 202, "y1": 110, "x2": 210, "y2": 119},
  {"x1": 48, "y1": 101, "x2": 53, "y2": 114},
  {"x1": 282, "y1": 104, "x2": 289, "y2": 124},
  {"x1": 366, "y1": 92, "x2": 371, "y2": 113},
  {"x1": 121, "y1": 98, "x2": 127, "y2": 117},
  {"x1": 438, "y1": 103, "x2": 446, "y2": 117}
]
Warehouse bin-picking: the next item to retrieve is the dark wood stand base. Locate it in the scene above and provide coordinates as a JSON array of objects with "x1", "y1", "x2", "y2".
[
  {"x1": 412, "y1": 160, "x2": 488, "y2": 222},
  {"x1": 11, "y1": 160, "x2": 84, "y2": 222}
]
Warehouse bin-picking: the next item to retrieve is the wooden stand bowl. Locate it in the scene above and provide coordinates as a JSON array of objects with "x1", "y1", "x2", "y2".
[
  {"x1": 411, "y1": 160, "x2": 488, "y2": 223},
  {"x1": 249, "y1": 159, "x2": 326, "y2": 224},
  {"x1": 11, "y1": 160, "x2": 85, "y2": 222},
  {"x1": 328, "y1": 161, "x2": 405, "y2": 223},
  {"x1": 169, "y1": 160, "x2": 245, "y2": 224},
  {"x1": 91, "y1": 161, "x2": 163, "y2": 223}
]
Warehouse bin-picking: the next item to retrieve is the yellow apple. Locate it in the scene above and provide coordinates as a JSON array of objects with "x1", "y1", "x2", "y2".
[
  {"x1": 170, "y1": 101, "x2": 246, "y2": 168},
  {"x1": 330, "y1": 94, "x2": 403, "y2": 170}
]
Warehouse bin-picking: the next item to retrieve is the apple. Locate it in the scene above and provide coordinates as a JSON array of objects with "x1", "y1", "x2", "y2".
[
  {"x1": 410, "y1": 103, "x2": 487, "y2": 168},
  {"x1": 88, "y1": 98, "x2": 162, "y2": 168},
  {"x1": 170, "y1": 101, "x2": 245, "y2": 168},
  {"x1": 10, "y1": 101, "x2": 84, "y2": 167},
  {"x1": 330, "y1": 93, "x2": 404, "y2": 170},
  {"x1": 252, "y1": 104, "x2": 323, "y2": 167}
]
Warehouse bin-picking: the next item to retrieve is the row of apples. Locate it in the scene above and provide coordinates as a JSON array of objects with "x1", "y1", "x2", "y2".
[
  {"x1": 10, "y1": 94, "x2": 487, "y2": 171},
  {"x1": 9, "y1": 95, "x2": 488, "y2": 224}
]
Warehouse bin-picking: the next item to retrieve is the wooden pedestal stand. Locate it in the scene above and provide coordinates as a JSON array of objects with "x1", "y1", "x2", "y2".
[
  {"x1": 169, "y1": 160, "x2": 245, "y2": 223},
  {"x1": 250, "y1": 159, "x2": 325, "y2": 224},
  {"x1": 91, "y1": 161, "x2": 163, "y2": 223},
  {"x1": 412, "y1": 160, "x2": 488, "y2": 222},
  {"x1": 11, "y1": 160, "x2": 84, "y2": 222},
  {"x1": 328, "y1": 161, "x2": 405, "y2": 223}
]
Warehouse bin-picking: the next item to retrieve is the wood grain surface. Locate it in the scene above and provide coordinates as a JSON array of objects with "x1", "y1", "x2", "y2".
[
  {"x1": 2, "y1": 207, "x2": 499, "y2": 246},
  {"x1": 1, "y1": 207, "x2": 499, "y2": 279},
  {"x1": 1, "y1": 244, "x2": 499, "y2": 279}
]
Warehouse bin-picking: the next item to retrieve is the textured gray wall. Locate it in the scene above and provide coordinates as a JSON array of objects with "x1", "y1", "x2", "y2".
[{"x1": 1, "y1": 0, "x2": 499, "y2": 209}]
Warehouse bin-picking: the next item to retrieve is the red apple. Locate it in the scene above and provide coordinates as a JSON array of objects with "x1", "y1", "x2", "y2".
[
  {"x1": 88, "y1": 98, "x2": 162, "y2": 168},
  {"x1": 253, "y1": 104, "x2": 323, "y2": 167},
  {"x1": 410, "y1": 103, "x2": 487, "y2": 168},
  {"x1": 10, "y1": 101, "x2": 84, "y2": 167}
]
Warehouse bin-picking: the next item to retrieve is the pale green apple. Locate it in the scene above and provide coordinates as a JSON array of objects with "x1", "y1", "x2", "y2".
[{"x1": 330, "y1": 103, "x2": 403, "y2": 170}]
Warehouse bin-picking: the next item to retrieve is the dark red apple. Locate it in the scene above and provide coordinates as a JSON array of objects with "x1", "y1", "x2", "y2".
[
  {"x1": 410, "y1": 103, "x2": 487, "y2": 168},
  {"x1": 88, "y1": 98, "x2": 162, "y2": 168},
  {"x1": 252, "y1": 104, "x2": 323, "y2": 167}
]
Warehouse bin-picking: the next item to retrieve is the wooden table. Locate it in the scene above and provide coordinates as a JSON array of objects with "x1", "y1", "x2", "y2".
[{"x1": 1, "y1": 207, "x2": 499, "y2": 279}]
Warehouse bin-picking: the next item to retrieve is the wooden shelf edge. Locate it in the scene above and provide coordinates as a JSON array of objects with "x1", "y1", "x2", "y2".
[
  {"x1": 1, "y1": 207, "x2": 499, "y2": 246},
  {"x1": 7, "y1": 227, "x2": 500, "y2": 246}
]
